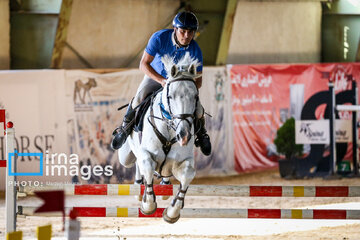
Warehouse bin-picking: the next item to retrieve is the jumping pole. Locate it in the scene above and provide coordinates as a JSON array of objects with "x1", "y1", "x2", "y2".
[
  {"x1": 335, "y1": 75, "x2": 359, "y2": 177},
  {"x1": 5, "y1": 123, "x2": 16, "y2": 233},
  {"x1": 17, "y1": 206, "x2": 360, "y2": 220}
]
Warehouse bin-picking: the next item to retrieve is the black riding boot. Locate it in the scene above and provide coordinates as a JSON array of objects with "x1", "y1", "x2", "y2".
[
  {"x1": 111, "y1": 103, "x2": 136, "y2": 150},
  {"x1": 194, "y1": 116, "x2": 211, "y2": 156}
]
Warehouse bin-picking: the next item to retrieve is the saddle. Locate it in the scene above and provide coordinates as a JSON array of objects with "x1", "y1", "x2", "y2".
[{"x1": 133, "y1": 90, "x2": 160, "y2": 133}]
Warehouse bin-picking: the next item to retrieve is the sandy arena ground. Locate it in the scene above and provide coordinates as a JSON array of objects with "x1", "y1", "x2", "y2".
[{"x1": 1, "y1": 169, "x2": 360, "y2": 239}]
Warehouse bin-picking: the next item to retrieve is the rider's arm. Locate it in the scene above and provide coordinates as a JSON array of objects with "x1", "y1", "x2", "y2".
[
  {"x1": 139, "y1": 51, "x2": 167, "y2": 87},
  {"x1": 195, "y1": 73, "x2": 202, "y2": 89}
]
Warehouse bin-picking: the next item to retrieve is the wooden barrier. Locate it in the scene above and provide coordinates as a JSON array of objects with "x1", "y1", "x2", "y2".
[
  {"x1": 20, "y1": 185, "x2": 360, "y2": 197},
  {"x1": 18, "y1": 206, "x2": 360, "y2": 220}
]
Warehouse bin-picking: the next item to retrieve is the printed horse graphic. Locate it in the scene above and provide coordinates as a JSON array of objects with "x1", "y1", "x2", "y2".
[{"x1": 73, "y1": 78, "x2": 97, "y2": 104}]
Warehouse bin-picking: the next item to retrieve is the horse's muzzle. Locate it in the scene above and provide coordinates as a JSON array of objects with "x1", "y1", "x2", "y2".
[{"x1": 177, "y1": 129, "x2": 190, "y2": 146}]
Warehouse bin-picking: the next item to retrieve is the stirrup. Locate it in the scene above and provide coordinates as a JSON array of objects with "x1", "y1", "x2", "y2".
[{"x1": 112, "y1": 127, "x2": 122, "y2": 136}]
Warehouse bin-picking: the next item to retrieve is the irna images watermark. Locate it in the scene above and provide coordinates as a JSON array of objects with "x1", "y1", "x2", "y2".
[{"x1": 8, "y1": 150, "x2": 113, "y2": 180}]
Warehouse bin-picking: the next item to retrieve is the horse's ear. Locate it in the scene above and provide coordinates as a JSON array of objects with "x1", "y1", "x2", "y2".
[
  {"x1": 170, "y1": 65, "x2": 178, "y2": 78},
  {"x1": 188, "y1": 64, "x2": 196, "y2": 75}
]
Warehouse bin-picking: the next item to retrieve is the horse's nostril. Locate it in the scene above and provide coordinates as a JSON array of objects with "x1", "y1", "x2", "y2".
[{"x1": 177, "y1": 134, "x2": 181, "y2": 141}]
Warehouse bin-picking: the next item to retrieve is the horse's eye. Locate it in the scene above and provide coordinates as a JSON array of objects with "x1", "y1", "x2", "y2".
[{"x1": 168, "y1": 96, "x2": 173, "y2": 100}]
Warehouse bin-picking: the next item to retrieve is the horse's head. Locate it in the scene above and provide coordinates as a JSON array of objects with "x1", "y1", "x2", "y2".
[{"x1": 161, "y1": 53, "x2": 201, "y2": 146}]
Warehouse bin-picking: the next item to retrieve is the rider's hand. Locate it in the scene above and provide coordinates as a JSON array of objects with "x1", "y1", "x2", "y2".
[{"x1": 161, "y1": 79, "x2": 167, "y2": 87}]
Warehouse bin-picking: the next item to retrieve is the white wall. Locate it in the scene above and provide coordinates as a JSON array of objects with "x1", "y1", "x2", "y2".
[
  {"x1": 228, "y1": 1, "x2": 322, "y2": 64},
  {"x1": 0, "y1": 0, "x2": 9, "y2": 69},
  {"x1": 62, "y1": 0, "x2": 179, "y2": 69}
]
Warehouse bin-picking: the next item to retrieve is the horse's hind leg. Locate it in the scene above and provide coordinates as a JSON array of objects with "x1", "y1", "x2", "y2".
[
  {"x1": 137, "y1": 152, "x2": 157, "y2": 215},
  {"x1": 118, "y1": 140, "x2": 136, "y2": 168},
  {"x1": 163, "y1": 159, "x2": 195, "y2": 224}
]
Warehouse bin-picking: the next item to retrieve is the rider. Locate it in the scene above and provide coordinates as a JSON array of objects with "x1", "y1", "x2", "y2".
[{"x1": 111, "y1": 11, "x2": 211, "y2": 156}]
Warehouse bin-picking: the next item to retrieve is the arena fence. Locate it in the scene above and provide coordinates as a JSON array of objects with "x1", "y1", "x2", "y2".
[{"x1": 2, "y1": 121, "x2": 360, "y2": 237}]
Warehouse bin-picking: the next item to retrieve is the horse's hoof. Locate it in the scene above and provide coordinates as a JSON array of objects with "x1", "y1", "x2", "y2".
[
  {"x1": 162, "y1": 208, "x2": 180, "y2": 224},
  {"x1": 140, "y1": 202, "x2": 157, "y2": 215}
]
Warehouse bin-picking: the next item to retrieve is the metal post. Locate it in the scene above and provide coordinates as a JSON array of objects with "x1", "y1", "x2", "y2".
[
  {"x1": 328, "y1": 80, "x2": 337, "y2": 176},
  {"x1": 5, "y1": 126, "x2": 16, "y2": 233},
  {"x1": 352, "y1": 80, "x2": 359, "y2": 176}
]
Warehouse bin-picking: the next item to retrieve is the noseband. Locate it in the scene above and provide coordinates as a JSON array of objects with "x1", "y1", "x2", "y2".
[{"x1": 162, "y1": 78, "x2": 198, "y2": 130}]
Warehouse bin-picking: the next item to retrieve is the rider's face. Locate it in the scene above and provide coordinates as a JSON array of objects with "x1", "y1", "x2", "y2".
[{"x1": 174, "y1": 28, "x2": 195, "y2": 46}]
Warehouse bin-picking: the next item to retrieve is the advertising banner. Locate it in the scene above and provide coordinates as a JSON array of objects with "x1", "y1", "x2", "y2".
[
  {"x1": 295, "y1": 120, "x2": 330, "y2": 144},
  {"x1": 296, "y1": 119, "x2": 352, "y2": 144},
  {"x1": 0, "y1": 67, "x2": 234, "y2": 189},
  {"x1": 65, "y1": 67, "x2": 235, "y2": 181},
  {"x1": 229, "y1": 63, "x2": 360, "y2": 173},
  {"x1": 64, "y1": 69, "x2": 144, "y2": 184},
  {"x1": 1, "y1": 62, "x2": 360, "y2": 188}
]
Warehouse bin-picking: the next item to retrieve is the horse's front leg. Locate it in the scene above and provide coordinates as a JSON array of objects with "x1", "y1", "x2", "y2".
[
  {"x1": 134, "y1": 162, "x2": 143, "y2": 184},
  {"x1": 137, "y1": 151, "x2": 157, "y2": 215},
  {"x1": 163, "y1": 159, "x2": 195, "y2": 223}
]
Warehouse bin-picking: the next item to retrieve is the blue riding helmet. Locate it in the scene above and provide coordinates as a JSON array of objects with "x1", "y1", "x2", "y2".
[{"x1": 172, "y1": 11, "x2": 199, "y2": 31}]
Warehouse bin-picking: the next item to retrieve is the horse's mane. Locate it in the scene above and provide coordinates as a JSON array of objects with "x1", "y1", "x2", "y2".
[{"x1": 161, "y1": 52, "x2": 201, "y2": 80}]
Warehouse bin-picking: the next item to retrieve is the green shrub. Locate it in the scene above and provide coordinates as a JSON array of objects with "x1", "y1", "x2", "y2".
[{"x1": 274, "y1": 117, "x2": 303, "y2": 159}]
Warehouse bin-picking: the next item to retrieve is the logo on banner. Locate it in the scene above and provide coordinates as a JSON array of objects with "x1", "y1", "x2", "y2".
[
  {"x1": 296, "y1": 120, "x2": 330, "y2": 144},
  {"x1": 73, "y1": 78, "x2": 97, "y2": 112},
  {"x1": 332, "y1": 65, "x2": 351, "y2": 92},
  {"x1": 296, "y1": 120, "x2": 352, "y2": 144},
  {"x1": 300, "y1": 123, "x2": 325, "y2": 138}
]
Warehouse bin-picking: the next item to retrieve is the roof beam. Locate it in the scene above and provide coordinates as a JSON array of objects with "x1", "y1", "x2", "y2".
[
  {"x1": 215, "y1": 0, "x2": 237, "y2": 65},
  {"x1": 51, "y1": 0, "x2": 73, "y2": 69}
]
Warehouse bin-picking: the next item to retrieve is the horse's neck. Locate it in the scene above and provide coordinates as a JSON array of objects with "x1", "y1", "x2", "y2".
[{"x1": 151, "y1": 91, "x2": 174, "y2": 138}]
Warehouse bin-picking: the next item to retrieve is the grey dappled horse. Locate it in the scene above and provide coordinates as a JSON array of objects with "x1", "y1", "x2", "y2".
[{"x1": 118, "y1": 53, "x2": 200, "y2": 223}]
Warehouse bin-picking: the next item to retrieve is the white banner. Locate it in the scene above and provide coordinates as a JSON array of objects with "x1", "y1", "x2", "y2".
[
  {"x1": 335, "y1": 119, "x2": 352, "y2": 143},
  {"x1": 296, "y1": 120, "x2": 330, "y2": 144},
  {"x1": 296, "y1": 119, "x2": 353, "y2": 144},
  {"x1": 65, "y1": 67, "x2": 235, "y2": 181},
  {"x1": 0, "y1": 70, "x2": 69, "y2": 190},
  {"x1": 65, "y1": 69, "x2": 144, "y2": 184}
]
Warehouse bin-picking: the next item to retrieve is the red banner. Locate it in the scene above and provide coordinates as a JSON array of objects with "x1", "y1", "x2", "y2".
[{"x1": 229, "y1": 63, "x2": 360, "y2": 173}]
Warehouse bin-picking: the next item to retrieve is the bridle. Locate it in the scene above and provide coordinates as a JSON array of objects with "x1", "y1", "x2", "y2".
[
  {"x1": 147, "y1": 77, "x2": 199, "y2": 161},
  {"x1": 162, "y1": 78, "x2": 198, "y2": 131}
]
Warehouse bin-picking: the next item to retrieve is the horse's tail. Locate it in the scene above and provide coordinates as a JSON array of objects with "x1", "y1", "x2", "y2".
[{"x1": 117, "y1": 139, "x2": 136, "y2": 168}]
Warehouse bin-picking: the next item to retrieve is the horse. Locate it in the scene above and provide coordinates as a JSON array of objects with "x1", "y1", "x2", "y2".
[{"x1": 118, "y1": 53, "x2": 200, "y2": 223}]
